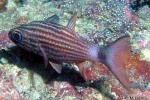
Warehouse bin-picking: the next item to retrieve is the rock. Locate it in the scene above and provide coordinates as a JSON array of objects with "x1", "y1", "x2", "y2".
[
  {"x1": 0, "y1": 57, "x2": 8, "y2": 64},
  {"x1": 0, "y1": 0, "x2": 7, "y2": 12},
  {"x1": 15, "y1": 16, "x2": 26, "y2": 25}
]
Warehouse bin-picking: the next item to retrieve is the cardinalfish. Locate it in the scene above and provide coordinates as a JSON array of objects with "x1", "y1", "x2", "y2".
[{"x1": 8, "y1": 13, "x2": 131, "y2": 91}]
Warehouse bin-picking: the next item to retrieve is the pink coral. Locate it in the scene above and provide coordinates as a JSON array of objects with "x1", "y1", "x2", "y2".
[
  {"x1": 123, "y1": 5, "x2": 140, "y2": 28},
  {"x1": 137, "y1": 39, "x2": 150, "y2": 49},
  {"x1": 0, "y1": 30, "x2": 14, "y2": 49},
  {"x1": 137, "y1": 40, "x2": 145, "y2": 49},
  {"x1": 136, "y1": 30, "x2": 150, "y2": 49},
  {"x1": 0, "y1": 69, "x2": 23, "y2": 100},
  {"x1": 125, "y1": 0, "x2": 130, "y2": 4}
]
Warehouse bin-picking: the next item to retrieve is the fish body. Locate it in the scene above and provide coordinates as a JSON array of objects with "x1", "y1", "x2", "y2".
[
  {"x1": 10, "y1": 21, "x2": 98, "y2": 63},
  {"x1": 9, "y1": 13, "x2": 131, "y2": 91}
]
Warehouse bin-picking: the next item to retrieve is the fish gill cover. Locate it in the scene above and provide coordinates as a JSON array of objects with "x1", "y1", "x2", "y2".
[{"x1": 0, "y1": 0, "x2": 150, "y2": 100}]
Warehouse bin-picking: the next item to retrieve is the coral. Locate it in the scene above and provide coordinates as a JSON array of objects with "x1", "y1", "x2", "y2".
[
  {"x1": 15, "y1": 16, "x2": 26, "y2": 25},
  {"x1": 0, "y1": 30, "x2": 14, "y2": 49},
  {"x1": 130, "y1": 89, "x2": 150, "y2": 100},
  {"x1": 109, "y1": 53, "x2": 150, "y2": 99},
  {"x1": 126, "y1": 53, "x2": 150, "y2": 82},
  {"x1": 137, "y1": 5, "x2": 150, "y2": 29},
  {"x1": 131, "y1": 30, "x2": 150, "y2": 50},
  {"x1": 83, "y1": 0, "x2": 136, "y2": 43},
  {"x1": 14, "y1": 0, "x2": 27, "y2": 6},
  {"x1": 0, "y1": 68, "x2": 23, "y2": 99},
  {"x1": 123, "y1": 5, "x2": 140, "y2": 28},
  {"x1": 81, "y1": 52, "x2": 150, "y2": 99},
  {"x1": 84, "y1": 2, "x2": 101, "y2": 19}
]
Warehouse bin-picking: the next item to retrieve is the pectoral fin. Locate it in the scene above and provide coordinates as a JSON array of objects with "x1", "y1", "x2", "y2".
[
  {"x1": 49, "y1": 61, "x2": 62, "y2": 74},
  {"x1": 39, "y1": 45, "x2": 48, "y2": 69}
]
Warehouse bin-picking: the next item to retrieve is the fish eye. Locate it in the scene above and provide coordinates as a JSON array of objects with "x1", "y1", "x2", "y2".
[{"x1": 12, "y1": 30, "x2": 22, "y2": 42}]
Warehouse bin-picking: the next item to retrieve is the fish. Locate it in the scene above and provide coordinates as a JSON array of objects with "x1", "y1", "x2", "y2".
[{"x1": 8, "y1": 13, "x2": 131, "y2": 91}]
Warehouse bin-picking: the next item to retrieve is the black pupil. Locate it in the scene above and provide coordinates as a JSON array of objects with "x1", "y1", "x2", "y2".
[{"x1": 13, "y1": 33, "x2": 21, "y2": 41}]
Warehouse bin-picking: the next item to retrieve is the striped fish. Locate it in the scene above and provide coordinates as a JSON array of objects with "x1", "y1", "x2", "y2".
[{"x1": 9, "y1": 13, "x2": 131, "y2": 91}]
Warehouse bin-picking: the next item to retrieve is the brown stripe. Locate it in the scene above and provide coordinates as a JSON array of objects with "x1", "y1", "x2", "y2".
[
  {"x1": 20, "y1": 27, "x2": 82, "y2": 54},
  {"x1": 21, "y1": 27, "x2": 39, "y2": 51},
  {"x1": 20, "y1": 25, "x2": 89, "y2": 55},
  {"x1": 40, "y1": 41, "x2": 88, "y2": 59},
  {"x1": 20, "y1": 28, "x2": 88, "y2": 61},
  {"x1": 18, "y1": 22, "x2": 91, "y2": 62},
  {"x1": 38, "y1": 35, "x2": 89, "y2": 56},
  {"x1": 36, "y1": 43, "x2": 86, "y2": 62},
  {"x1": 30, "y1": 22, "x2": 76, "y2": 38},
  {"x1": 29, "y1": 22, "x2": 88, "y2": 48}
]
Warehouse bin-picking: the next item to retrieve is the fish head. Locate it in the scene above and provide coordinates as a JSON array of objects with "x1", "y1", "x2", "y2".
[{"x1": 8, "y1": 25, "x2": 36, "y2": 51}]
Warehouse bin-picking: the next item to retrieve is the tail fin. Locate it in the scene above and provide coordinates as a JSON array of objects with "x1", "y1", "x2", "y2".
[{"x1": 99, "y1": 35, "x2": 131, "y2": 91}]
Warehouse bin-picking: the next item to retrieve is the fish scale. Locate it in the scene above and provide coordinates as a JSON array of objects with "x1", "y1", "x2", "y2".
[
  {"x1": 16, "y1": 22, "x2": 90, "y2": 63},
  {"x1": 20, "y1": 22, "x2": 88, "y2": 52}
]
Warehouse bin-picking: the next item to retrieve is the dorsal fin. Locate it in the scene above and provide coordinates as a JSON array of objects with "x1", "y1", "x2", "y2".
[
  {"x1": 29, "y1": 15, "x2": 59, "y2": 24},
  {"x1": 45, "y1": 14, "x2": 60, "y2": 24},
  {"x1": 67, "y1": 12, "x2": 77, "y2": 31}
]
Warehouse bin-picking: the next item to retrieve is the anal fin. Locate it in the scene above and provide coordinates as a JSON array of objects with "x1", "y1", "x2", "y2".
[{"x1": 49, "y1": 61, "x2": 62, "y2": 74}]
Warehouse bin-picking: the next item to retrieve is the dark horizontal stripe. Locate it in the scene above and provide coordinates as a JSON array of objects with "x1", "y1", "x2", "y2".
[
  {"x1": 41, "y1": 43, "x2": 88, "y2": 59},
  {"x1": 38, "y1": 36, "x2": 89, "y2": 56},
  {"x1": 17, "y1": 22, "x2": 91, "y2": 63},
  {"x1": 23, "y1": 22, "x2": 88, "y2": 49},
  {"x1": 21, "y1": 27, "x2": 88, "y2": 55},
  {"x1": 20, "y1": 28, "x2": 88, "y2": 62},
  {"x1": 30, "y1": 22, "x2": 76, "y2": 38}
]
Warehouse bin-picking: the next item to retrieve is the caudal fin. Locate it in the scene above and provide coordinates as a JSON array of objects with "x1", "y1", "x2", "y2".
[{"x1": 99, "y1": 35, "x2": 131, "y2": 91}]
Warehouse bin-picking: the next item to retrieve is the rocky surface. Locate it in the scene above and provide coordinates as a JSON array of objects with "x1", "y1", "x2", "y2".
[{"x1": 0, "y1": 0, "x2": 150, "y2": 100}]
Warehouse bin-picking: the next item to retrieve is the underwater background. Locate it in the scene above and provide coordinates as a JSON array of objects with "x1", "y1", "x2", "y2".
[{"x1": 0, "y1": 0, "x2": 150, "y2": 100}]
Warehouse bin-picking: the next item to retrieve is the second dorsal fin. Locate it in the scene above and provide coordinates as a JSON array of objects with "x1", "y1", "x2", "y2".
[{"x1": 67, "y1": 12, "x2": 77, "y2": 31}]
